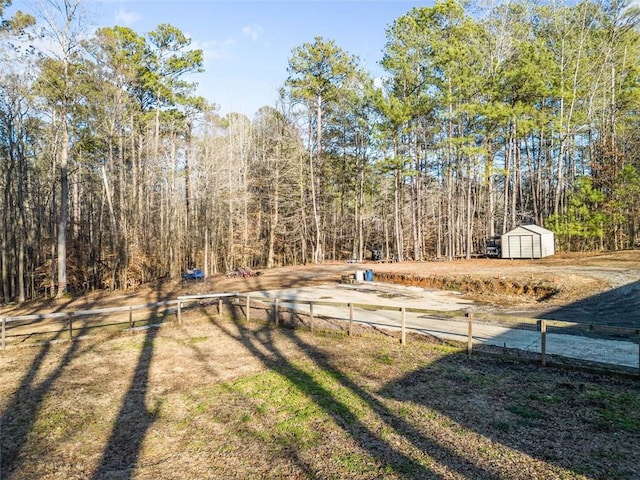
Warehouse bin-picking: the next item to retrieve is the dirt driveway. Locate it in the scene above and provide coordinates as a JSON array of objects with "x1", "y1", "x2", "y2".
[
  {"x1": 224, "y1": 251, "x2": 640, "y2": 327},
  {"x1": 2, "y1": 251, "x2": 639, "y2": 328}
]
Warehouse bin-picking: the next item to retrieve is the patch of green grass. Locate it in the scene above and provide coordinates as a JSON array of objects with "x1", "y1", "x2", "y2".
[
  {"x1": 189, "y1": 363, "x2": 371, "y2": 453},
  {"x1": 585, "y1": 389, "x2": 640, "y2": 431},
  {"x1": 375, "y1": 352, "x2": 394, "y2": 365},
  {"x1": 188, "y1": 336, "x2": 208, "y2": 344},
  {"x1": 489, "y1": 419, "x2": 512, "y2": 432},
  {"x1": 379, "y1": 425, "x2": 393, "y2": 441},
  {"x1": 274, "y1": 416, "x2": 319, "y2": 447},
  {"x1": 333, "y1": 451, "x2": 379, "y2": 475},
  {"x1": 435, "y1": 363, "x2": 463, "y2": 376},
  {"x1": 396, "y1": 405, "x2": 412, "y2": 417},
  {"x1": 34, "y1": 410, "x2": 69, "y2": 435},
  {"x1": 469, "y1": 374, "x2": 491, "y2": 387},
  {"x1": 596, "y1": 407, "x2": 640, "y2": 431},
  {"x1": 507, "y1": 403, "x2": 542, "y2": 420},
  {"x1": 430, "y1": 343, "x2": 465, "y2": 354},
  {"x1": 593, "y1": 446, "x2": 626, "y2": 462},
  {"x1": 527, "y1": 392, "x2": 543, "y2": 401}
]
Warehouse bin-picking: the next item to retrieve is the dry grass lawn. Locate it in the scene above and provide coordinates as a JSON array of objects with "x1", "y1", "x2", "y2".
[{"x1": 1, "y1": 307, "x2": 640, "y2": 479}]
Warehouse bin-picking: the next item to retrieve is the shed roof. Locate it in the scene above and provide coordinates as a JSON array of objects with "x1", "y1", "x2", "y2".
[{"x1": 505, "y1": 224, "x2": 554, "y2": 236}]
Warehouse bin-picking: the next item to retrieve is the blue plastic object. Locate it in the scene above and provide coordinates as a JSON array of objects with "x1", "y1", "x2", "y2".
[{"x1": 183, "y1": 268, "x2": 204, "y2": 280}]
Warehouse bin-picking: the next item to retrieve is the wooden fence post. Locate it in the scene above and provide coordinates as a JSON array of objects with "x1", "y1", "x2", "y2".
[
  {"x1": 309, "y1": 302, "x2": 314, "y2": 332},
  {"x1": 348, "y1": 303, "x2": 353, "y2": 336},
  {"x1": 246, "y1": 296, "x2": 251, "y2": 322},
  {"x1": 540, "y1": 320, "x2": 547, "y2": 366},
  {"x1": 2, "y1": 317, "x2": 5, "y2": 350},
  {"x1": 218, "y1": 298, "x2": 223, "y2": 319},
  {"x1": 178, "y1": 302, "x2": 182, "y2": 326},
  {"x1": 68, "y1": 314, "x2": 73, "y2": 340},
  {"x1": 274, "y1": 299, "x2": 279, "y2": 325},
  {"x1": 466, "y1": 312, "x2": 473, "y2": 355},
  {"x1": 401, "y1": 307, "x2": 406, "y2": 345},
  {"x1": 129, "y1": 306, "x2": 134, "y2": 330}
]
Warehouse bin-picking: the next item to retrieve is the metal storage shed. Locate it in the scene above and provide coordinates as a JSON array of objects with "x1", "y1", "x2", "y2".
[{"x1": 501, "y1": 225, "x2": 555, "y2": 259}]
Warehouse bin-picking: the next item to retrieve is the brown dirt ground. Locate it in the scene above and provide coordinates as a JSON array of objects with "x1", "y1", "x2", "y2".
[{"x1": 2, "y1": 250, "x2": 639, "y2": 326}]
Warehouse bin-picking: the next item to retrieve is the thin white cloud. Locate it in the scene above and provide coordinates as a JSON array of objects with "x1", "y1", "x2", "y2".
[
  {"x1": 191, "y1": 38, "x2": 236, "y2": 62},
  {"x1": 241, "y1": 23, "x2": 263, "y2": 41},
  {"x1": 114, "y1": 8, "x2": 141, "y2": 26}
]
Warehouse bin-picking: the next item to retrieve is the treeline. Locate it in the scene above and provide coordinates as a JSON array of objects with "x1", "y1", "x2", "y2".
[{"x1": 1, "y1": 0, "x2": 640, "y2": 302}]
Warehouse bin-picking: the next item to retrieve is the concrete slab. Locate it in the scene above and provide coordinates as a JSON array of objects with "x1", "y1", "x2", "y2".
[
  {"x1": 249, "y1": 282, "x2": 474, "y2": 310},
  {"x1": 248, "y1": 282, "x2": 639, "y2": 371}
]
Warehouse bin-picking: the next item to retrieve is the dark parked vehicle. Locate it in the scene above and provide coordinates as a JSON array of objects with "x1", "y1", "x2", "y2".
[{"x1": 486, "y1": 236, "x2": 502, "y2": 257}]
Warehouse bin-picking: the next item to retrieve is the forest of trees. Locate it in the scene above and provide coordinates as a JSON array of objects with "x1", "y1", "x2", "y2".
[{"x1": 2, "y1": 0, "x2": 640, "y2": 303}]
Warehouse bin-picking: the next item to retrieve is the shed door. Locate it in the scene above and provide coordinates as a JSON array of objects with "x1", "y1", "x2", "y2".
[{"x1": 508, "y1": 235, "x2": 534, "y2": 258}]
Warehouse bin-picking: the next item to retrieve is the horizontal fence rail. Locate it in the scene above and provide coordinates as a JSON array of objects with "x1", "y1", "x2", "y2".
[
  {"x1": 1, "y1": 292, "x2": 639, "y2": 376},
  {"x1": 1, "y1": 299, "x2": 181, "y2": 348},
  {"x1": 237, "y1": 295, "x2": 640, "y2": 375},
  {"x1": 176, "y1": 293, "x2": 239, "y2": 325}
]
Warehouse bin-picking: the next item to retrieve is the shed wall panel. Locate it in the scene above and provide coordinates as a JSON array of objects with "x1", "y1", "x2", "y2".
[{"x1": 501, "y1": 225, "x2": 555, "y2": 259}]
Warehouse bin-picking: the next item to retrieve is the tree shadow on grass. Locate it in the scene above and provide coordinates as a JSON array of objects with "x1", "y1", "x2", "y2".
[
  {"x1": 206, "y1": 304, "x2": 500, "y2": 479},
  {"x1": 203, "y1": 298, "x2": 640, "y2": 479},
  {"x1": 91, "y1": 290, "x2": 176, "y2": 479},
  {"x1": 91, "y1": 322, "x2": 160, "y2": 479},
  {"x1": 0, "y1": 288, "x2": 128, "y2": 478},
  {"x1": 0, "y1": 322, "x2": 95, "y2": 478},
  {"x1": 2, "y1": 283, "x2": 176, "y2": 479},
  {"x1": 377, "y1": 354, "x2": 640, "y2": 479}
]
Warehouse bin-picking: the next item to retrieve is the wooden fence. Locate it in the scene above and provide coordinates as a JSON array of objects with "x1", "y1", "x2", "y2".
[
  {"x1": 2, "y1": 292, "x2": 639, "y2": 376},
  {"x1": 1, "y1": 300, "x2": 180, "y2": 349},
  {"x1": 233, "y1": 295, "x2": 640, "y2": 375}
]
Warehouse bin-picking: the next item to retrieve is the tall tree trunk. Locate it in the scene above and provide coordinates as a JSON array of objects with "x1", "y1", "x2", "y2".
[
  {"x1": 486, "y1": 140, "x2": 495, "y2": 236},
  {"x1": 17, "y1": 142, "x2": 26, "y2": 303},
  {"x1": 56, "y1": 114, "x2": 69, "y2": 297},
  {"x1": 357, "y1": 153, "x2": 365, "y2": 262},
  {"x1": 1, "y1": 190, "x2": 10, "y2": 303},
  {"x1": 312, "y1": 95, "x2": 323, "y2": 263},
  {"x1": 466, "y1": 161, "x2": 473, "y2": 259},
  {"x1": 267, "y1": 168, "x2": 279, "y2": 268},
  {"x1": 185, "y1": 120, "x2": 192, "y2": 265},
  {"x1": 393, "y1": 137, "x2": 403, "y2": 262}
]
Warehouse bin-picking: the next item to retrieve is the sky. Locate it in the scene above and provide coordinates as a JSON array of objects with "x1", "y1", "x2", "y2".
[{"x1": 12, "y1": 0, "x2": 431, "y2": 117}]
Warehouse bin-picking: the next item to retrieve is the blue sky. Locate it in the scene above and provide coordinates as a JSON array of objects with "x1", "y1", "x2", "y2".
[{"x1": 23, "y1": 0, "x2": 431, "y2": 117}]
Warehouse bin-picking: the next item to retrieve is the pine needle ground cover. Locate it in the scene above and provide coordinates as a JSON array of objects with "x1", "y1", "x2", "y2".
[{"x1": 1, "y1": 315, "x2": 639, "y2": 479}]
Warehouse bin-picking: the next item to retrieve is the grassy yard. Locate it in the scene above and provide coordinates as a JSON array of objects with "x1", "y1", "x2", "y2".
[{"x1": 1, "y1": 310, "x2": 639, "y2": 479}]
